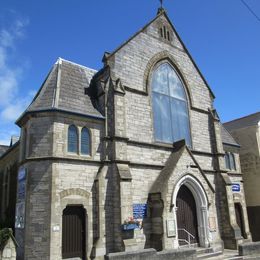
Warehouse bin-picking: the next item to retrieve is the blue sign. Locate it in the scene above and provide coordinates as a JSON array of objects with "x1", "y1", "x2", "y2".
[
  {"x1": 17, "y1": 167, "x2": 27, "y2": 200},
  {"x1": 133, "y1": 204, "x2": 147, "y2": 219},
  {"x1": 232, "y1": 183, "x2": 240, "y2": 192}
]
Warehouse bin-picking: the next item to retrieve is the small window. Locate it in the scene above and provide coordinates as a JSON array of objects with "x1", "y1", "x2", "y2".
[
  {"x1": 68, "y1": 125, "x2": 78, "y2": 153},
  {"x1": 225, "y1": 152, "x2": 236, "y2": 171},
  {"x1": 81, "y1": 127, "x2": 90, "y2": 155},
  {"x1": 230, "y1": 153, "x2": 236, "y2": 170},
  {"x1": 159, "y1": 25, "x2": 171, "y2": 42},
  {"x1": 225, "y1": 153, "x2": 230, "y2": 170}
]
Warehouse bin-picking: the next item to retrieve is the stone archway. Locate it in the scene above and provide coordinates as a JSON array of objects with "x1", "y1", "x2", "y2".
[{"x1": 172, "y1": 175, "x2": 210, "y2": 247}]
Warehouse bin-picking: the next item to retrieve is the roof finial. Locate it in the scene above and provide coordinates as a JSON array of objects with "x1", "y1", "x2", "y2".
[
  {"x1": 157, "y1": 0, "x2": 165, "y2": 14},
  {"x1": 160, "y1": 0, "x2": 163, "y2": 8}
]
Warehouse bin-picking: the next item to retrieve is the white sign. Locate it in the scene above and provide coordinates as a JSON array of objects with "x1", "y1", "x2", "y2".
[
  {"x1": 53, "y1": 225, "x2": 60, "y2": 232},
  {"x1": 166, "y1": 219, "x2": 176, "y2": 237}
]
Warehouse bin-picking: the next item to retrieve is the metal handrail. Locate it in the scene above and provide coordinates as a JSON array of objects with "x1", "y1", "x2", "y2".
[
  {"x1": 178, "y1": 238, "x2": 189, "y2": 246},
  {"x1": 178, "y1": 228, "x2": 195, "y2": 247}
]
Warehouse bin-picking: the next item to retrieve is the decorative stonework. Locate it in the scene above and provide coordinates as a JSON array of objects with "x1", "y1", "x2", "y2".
[
  {"x1": 59, "y1": 188, "x2": 90, "y2": 199},
  {"x1": 143, "y1": 50, "x2": 193, "y2": 106}
]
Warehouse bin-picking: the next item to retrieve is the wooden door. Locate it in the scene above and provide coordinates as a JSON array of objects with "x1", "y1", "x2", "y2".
[
  {"x1": 235, "y1": 203, "x2": 247, "y2": 239},
  {"x1": 176, "y1": 185, "x2": 199, "y2": 245},
  {"x1": 62, "y1": 206, "x2": 86, "y2": 259}
]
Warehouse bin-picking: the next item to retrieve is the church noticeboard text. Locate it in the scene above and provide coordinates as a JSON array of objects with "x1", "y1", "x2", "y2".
[
  {"x1": 133, "y1": 204, "x2": 147, "y2": 219},
  {"x1": 166, "y1": 219, "x2": 176, "y2": 237}
]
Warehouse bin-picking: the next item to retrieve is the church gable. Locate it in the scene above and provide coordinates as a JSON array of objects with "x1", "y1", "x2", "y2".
[
  {"x1": 106, "y1": 10, "x2": 214, "y2": 111},
  {"x1": 144, "y1": 11, "x2": 184, "y2": 50},
  {"x1": 150, "y1": 141, "x2": 214, "y2": 199}
]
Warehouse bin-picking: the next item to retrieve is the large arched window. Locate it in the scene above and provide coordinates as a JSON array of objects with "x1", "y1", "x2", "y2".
[
  {"x1": 81, "y1": 127, "x2": 90, "y2": 155},
  {"x1": 152, "y1": 63, "x2": 191, "y2": 147},
  {"x1": 68, "y1": 125, "x2": 78, "y2": 153}
]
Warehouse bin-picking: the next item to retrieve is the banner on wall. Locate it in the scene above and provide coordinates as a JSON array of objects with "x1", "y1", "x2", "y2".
[{"x1": 15, "y1": 167, "x2": 27, "y2": 229}]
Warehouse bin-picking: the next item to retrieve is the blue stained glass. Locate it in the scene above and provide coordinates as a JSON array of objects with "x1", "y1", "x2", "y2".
[
  {"x1": 81, "y1": 128, "x2": 90, "y2": 155},
  {"x1": 152, "y1": 63, "x2": 191, "y2": 147},
  {"x1": 68, "y1": 125, "x2": 78, "y2": 153}
]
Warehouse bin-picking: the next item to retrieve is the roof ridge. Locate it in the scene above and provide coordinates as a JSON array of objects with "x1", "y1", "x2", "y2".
[
  {"x1": 57, "y1": 57, "x2": 97, "y2": 72},
  {"x1": 224, "y1": 111, "x2": 260, "y2": 124},
  {"x1": 221, "y1": 124, "x2": 240, "y2": 147}
]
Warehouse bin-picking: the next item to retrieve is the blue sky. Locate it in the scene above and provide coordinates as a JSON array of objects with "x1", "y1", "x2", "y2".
[{"x1": 0, "y1": 0, "x2": 259, "y2": 145}]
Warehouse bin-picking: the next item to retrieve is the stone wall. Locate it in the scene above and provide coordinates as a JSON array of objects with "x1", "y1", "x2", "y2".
[
  {"x1": 104, "y1": 10, "x2": 225, "y2": 253},
  {"x1": 0, "y1": 144, "x2": 19, "y2": 229},
  {"x1": 228, "y1": 125, "x2": 260, "y2": 207},
  {"x1": 227, "y1": 124, "x2": 260, "y2": 242}
]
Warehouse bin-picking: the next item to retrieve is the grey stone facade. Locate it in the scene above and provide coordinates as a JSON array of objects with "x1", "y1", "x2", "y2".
[
  {"x1": 0, "y1": 8, "x2": 252, "y2": 259},
  {"x1": 224, "y1": 112, "x2": 260, "y2": 242}
]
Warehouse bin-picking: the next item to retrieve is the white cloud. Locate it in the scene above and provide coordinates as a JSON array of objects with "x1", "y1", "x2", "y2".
[
  {"x1": 0, "y1": 30, "x2": 13, "y2": 48},
  {"x1": 0, "y1": 91, "x2": 35, "y2": 122},
  {"x1": 0, "y1": 15, "x2": 30, "y2": 112},
  {"x1": 0, "y1": 13, "x2": 33, "y2": 145}
]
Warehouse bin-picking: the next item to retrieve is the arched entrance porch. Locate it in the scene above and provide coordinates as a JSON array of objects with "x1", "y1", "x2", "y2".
[{"x1": 172, "y1": 175, "x2": 210, "y2": 248}]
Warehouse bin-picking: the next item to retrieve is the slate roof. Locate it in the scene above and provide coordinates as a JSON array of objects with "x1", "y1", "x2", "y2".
[
  {"x1": 17, "y1": 58, "x2": 103, "y2": 125},
  {"x1": 220, "y1": 124, "x2": 240, "y2": 147},
  {"x1": 224, "y1": 112, "x2": 260, "y2": 130},
  {"x1": 0, "y1": 145, "x2": 9, "y2": 157}
]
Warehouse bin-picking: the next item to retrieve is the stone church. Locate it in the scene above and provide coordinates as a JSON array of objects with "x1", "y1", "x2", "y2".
[{"x1": 0, "y1": 7, "x2": 252, "y2": 259}]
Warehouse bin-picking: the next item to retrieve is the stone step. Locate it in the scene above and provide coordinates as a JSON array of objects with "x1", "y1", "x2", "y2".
[
  {"x1": 207, "y1": 256, "x2": 243, "y2": 260},
  {"x1": 243, "y1": 256, "x2": 260, "y2": 260},
  {"x1": 197, "y1": 251, "x2": 223, "y2": 259},
  {"x1": 196, "y1": 247, "x2": 214, "y2": 255}
]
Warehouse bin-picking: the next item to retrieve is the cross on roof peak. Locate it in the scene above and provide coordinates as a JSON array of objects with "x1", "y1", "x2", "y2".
[{"x1": 160, "y1": 0, "x2": 163, "y2": 8}]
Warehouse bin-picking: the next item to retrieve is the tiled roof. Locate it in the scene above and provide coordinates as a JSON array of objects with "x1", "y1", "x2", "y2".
[
  {"x1": 220, "y1": 124, "x2": 240, "y2": 147},
  {"x1": 224, "y1": 112, "x2": 260, "y2": 130},
  {"x1": 18, "y1": 58, "x2": 103, "y2": 123}
]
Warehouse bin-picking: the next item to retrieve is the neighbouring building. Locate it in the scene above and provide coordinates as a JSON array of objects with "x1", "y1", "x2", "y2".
[
  {"x1": 0, "y1": 8, "x2": 252, "y2": 259},
  {"x1": 224, "y1": 112, "x2": 260, "y2": 242}
]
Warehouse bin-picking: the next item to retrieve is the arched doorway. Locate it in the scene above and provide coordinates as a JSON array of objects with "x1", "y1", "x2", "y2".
[
  {"x1": 172, "y1": 175, "x2": 210, "y2": 248},
  {"x1": 176, "y1": 185, "x2": 199, "y2": 246},
  {"x1": 62, "y1": 205, "x2": 86, "y2": 259}
]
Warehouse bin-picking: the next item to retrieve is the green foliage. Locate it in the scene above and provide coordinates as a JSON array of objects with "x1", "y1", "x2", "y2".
[{"x1": 0, "y1": 228, "x2": 12, "y2": 251}]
